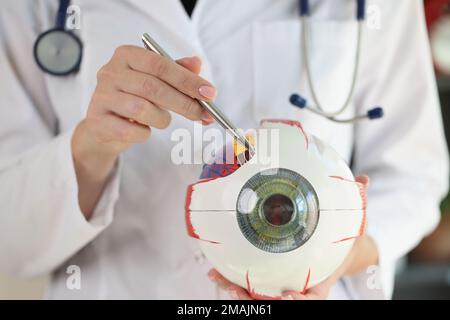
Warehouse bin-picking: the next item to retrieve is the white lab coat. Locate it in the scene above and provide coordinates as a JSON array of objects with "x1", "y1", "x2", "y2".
[{"x1": 0, "y1": 0, "x2": 448, "y2": 300}]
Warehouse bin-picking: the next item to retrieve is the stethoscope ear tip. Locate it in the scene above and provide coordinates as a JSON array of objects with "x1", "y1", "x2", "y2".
[
  {"x1": 367, "y1": 107, "x2": 384, "y2": 120},
  {"x1": 290, "y1": 94, "x2": 307, "y2": 109}
]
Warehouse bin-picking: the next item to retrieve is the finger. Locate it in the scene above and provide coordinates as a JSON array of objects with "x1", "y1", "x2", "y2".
[
  {"x1": 208, "y1": 269, "x2": 233, "y2": 290},
  {"x1": 301, "y1": 292, "x2": 323, "y2": 300},
  {"x1": 227, "y1": 285, "x2": 252, "y2": 300},
  {"x1": 355, "y1": 175, "x2": 370, "y2": 187},
  {"x1": 114, "y1": 69, "x2": 210, "y2": 122},
  {"x1": 208, "y1": 270, "x2": 245, "y2": 291},
  {"x1": 177, "y1": 56, "x2": 202, "y2": 75},
  {"x1": 93, "y1": 112, "x2": 151, "y2": 144},
  {"x1": 355, "y1": 175, "x2": 369, "y2": 232},
  {"x1": 202, "y1": 118, "x2": 215, "y2": 126},
  {"x1": 208, "y1": 270, "x2": 253, "y2": 300},
  {"x1": 297, "y1": 281, "x2": 331, "y2": 300},
  {"x1": 282, "y1": 290, "x2": 307, "y2": 300},
  {"x1": 118, "y1": 46, "x2": 217, "y2": 101},
  {"x1": 95, "y1": 91, "x2": 172, "y2": 129},
  {"x1": 175, "y1": 57, "x2": 214, "y2": 123}
]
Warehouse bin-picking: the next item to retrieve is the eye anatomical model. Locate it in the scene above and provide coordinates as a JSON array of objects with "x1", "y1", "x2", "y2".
[{"x1": 185, "y1": 120, "x2": 367, "y2": 299}]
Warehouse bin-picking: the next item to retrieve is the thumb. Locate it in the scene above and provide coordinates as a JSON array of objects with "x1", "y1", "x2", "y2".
[
  {"x1": 177, "y1": 56, "x2": 202, "y2": 75},
  {"x1": 355, "y1": 175, "x2": 369, "y2": 188}
]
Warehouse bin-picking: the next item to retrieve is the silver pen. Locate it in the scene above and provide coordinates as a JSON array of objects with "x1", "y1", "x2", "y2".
[{"x1": 141, "y1": 33, "x2": 254, "y2": 155}]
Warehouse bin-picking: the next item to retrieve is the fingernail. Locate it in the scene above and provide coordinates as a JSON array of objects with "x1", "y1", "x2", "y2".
[
  {"x1": 281, "y1": 295, "x2": 294, "y2": 300},
  {"x1": 201, "y1": 110, "x2": 215, "y2": 122},
  {"x1": 202, "y1": 119, "x2": 215, "y2": 126},
  {"x1": 228, "y1": 289, "x2": 239, "y2": 300},
  {"x1": 199, "y1": 86, "x2": 217, "y2": 100}
]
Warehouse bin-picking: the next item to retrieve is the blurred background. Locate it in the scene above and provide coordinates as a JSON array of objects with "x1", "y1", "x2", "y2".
[
  {"x1": 393, "y1": 0, "x2": 450, "y2": 300},
  {"x1": 1, "y1": 0, "x2": 449, "y2": 300}
]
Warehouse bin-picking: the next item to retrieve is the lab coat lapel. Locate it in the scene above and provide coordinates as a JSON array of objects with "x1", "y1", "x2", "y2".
[
  {"x1": 125, "y1": 0, "x2": 215, "y2": 85},
  {"x1": 125, "y1": 0, "x2": 197, "y2": 52}
]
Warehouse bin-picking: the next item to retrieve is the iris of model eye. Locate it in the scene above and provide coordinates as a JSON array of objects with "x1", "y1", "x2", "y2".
[
  {"x1": 236, "y1": 168, "x2": 319, "y2": 253},
  {"x1": 261, "y1": 194, "x2": 295, "y2": 226}
]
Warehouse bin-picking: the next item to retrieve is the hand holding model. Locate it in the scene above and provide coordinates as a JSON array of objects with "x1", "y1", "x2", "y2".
[{"x1": 186, "y1": 121, "x2": 379, "y2": 300}]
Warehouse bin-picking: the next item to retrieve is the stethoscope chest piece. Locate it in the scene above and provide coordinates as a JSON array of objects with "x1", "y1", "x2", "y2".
[
  {"x1": 34, "y1": 28, "x2": 83, "y2": 76},
  {"x1": 34, "y1": 0, "x2": 83, "y2": 76}
]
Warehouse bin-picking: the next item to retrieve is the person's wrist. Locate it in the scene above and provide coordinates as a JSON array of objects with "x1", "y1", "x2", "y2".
[
  {"x1": 72, "y1": 120, "x2": 118, "y2": 181},
  {"x1": 338, "y1": 235, "x2": 379, "y2": 279}
]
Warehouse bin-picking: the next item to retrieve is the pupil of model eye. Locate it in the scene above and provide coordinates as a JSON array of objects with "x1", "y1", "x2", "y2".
[{"x1": 261, "y1": 194, "x2": 295, "y2": 226}]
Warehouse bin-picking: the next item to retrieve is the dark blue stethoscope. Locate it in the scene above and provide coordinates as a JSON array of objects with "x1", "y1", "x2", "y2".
[
  {"x1": 290, "y1": 0, "x2": 384, "y2": 123},
  {"x1": 34, "y1": 0, "x2": 383, "y2": 123},
  {"x1": 34, "y1": 0, "x2": 83, "y2": 76}
]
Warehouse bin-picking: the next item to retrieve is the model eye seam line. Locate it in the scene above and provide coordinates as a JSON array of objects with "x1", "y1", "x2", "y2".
[
  {"x1": 189, "y1": 209, "x2": 362, "y2": 212},
  {"x1": 320, "y1": 209, "x2": 362, "y2": 212},
  {"x1": 189, "y1": 210, "x2": 236, "y2": 212}
]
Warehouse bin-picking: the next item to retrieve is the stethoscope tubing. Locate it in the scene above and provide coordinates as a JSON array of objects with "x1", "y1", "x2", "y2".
[
  {"x1": 56, "y1": 0, "x2": 72, "y2": 29},
  {"x1": 292, "y1": 0, "x2": 383, "y2": 123},
  {"x1": 301, "y1": 17, "x2": 363, "y2": 118}
]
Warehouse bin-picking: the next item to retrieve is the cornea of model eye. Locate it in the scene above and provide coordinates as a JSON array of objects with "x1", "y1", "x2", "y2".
[
  {"x1": 236, "y1": 168, "x2": 320, "y2": 254},
  {"x1": 237, "y1": 188, "x2": 258, "y2": 214}
]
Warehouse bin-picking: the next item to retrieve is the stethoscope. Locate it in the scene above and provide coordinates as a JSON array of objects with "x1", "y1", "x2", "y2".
[
  {"x1": 34, "y1": 0, "x2": 83, "y2": 76},
  {"x1": 34, "y1": 0, "x2": 383, "y2": 123},
  {"x1": 289, "y1": 0, "x2": 384, "y2": 123}
]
